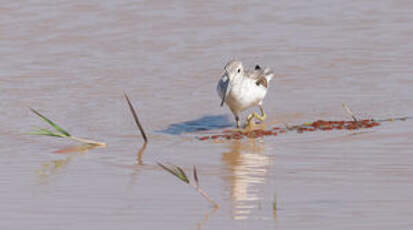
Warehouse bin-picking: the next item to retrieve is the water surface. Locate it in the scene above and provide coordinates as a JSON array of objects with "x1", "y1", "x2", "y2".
[{"x1": 1, "y1": 0, "x2": 413, "y2": 229}]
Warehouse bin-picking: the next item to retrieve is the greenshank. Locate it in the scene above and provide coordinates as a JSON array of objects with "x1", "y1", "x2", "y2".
[{"x1": 217, "y1": 60, "x2": 274, "y2": 128}]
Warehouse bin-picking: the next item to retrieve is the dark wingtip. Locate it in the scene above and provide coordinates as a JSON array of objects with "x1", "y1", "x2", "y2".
[
  {"x1": 220, "y1": 93, "x2": 226, "y2": 107},
  {"x1": 220, "y1": 96, "x2": 226, "y2": 106}
]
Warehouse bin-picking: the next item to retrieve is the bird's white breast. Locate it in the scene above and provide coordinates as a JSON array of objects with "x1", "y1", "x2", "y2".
[{"x1": 226, "y1": 77, "x2": 267, "y2": 113}]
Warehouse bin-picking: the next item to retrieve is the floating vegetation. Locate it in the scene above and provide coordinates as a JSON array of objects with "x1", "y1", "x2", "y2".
[
  {"x1": 198, "y1": 104, "x2": 411, "y2": 141},
  {"x1": 28, "y1": 107, "x2": 106, "y2": 147},
  {"x1": 198, "y1": 119, "x2": 383, "y2": 141},
  {"x1": 158, "y1": 163, "x2": 219, "y2": 208}
]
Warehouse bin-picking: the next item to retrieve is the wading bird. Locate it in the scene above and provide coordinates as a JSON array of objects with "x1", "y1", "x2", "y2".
[{"x1": 217, "y1": 60, "x2": 274, "y2": 128}]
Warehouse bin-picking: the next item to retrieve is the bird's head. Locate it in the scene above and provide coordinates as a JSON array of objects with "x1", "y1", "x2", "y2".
[
  {"x1": 224, "y1": 60, "x2": 244, "y2": 81},
  {"x1": 220, "y1": 60, "x2": 244, "y2": 107}
]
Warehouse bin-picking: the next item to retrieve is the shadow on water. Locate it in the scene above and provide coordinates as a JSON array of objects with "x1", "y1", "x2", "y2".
[{"x1": 159, "y1": 115, "x2": 233, "y2": 135}]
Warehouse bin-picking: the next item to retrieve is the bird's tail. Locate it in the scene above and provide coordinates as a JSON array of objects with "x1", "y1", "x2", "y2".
[{"x1": 263, "y1": 67, "x2": 274, "y2": 82}]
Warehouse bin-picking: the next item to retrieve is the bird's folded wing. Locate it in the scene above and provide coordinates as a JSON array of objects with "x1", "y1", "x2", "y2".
[
  {"x1": 247, "y1": 67, "x2": 273, "y2": 88},
  {"x1": 255, "y1": 77, "x2": 268, "y2": 88},
  {"x1": 246, "y1": 68, "x2": 263, "y2": 80}
]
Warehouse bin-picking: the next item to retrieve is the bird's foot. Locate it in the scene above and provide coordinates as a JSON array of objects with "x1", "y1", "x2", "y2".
[
  {"x1": 246, "y1": 108, "x2": 267, "y2": 129},
  {"x1": 247, "y1": 112, "x2": 266, "y2": 124},
  {"x1": 245, "y1": 113, "x2": 257, "y2": 129}
]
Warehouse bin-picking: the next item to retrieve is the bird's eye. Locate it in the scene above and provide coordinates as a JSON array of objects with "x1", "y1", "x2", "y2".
[{"x1": 237, "y1": 68, "x2": 241, "y2": 73}]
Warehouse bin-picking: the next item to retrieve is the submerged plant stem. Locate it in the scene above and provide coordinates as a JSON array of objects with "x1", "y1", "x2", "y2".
[
  {"x1": 137, "y1": 141, "x2": 147, "y2": 165},
  {"x1": 158, "y1": 163, "x2": 219, "y2": 208},
  {"x1": 342, "y1": 103, "x2": 358, "y2": 122},
  {"x1": 69, "y1": 136, "x2": 106, "y2": 146},
  {"x1": 191, "y1": 183, "x2": 219, "y2": 208}
]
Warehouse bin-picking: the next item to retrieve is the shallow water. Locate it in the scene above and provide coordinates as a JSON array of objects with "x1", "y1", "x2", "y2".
[{"x1": 1, "y1": 0, "x2": 413, "y2": 229}]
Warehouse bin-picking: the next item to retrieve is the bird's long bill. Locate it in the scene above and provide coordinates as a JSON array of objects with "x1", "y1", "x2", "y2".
[{"x1": 220, "y1": 79, "x2": 231, "y2": 107}]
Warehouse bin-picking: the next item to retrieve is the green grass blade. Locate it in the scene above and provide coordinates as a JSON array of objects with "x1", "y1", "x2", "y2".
[
  {"x1": 158, "y1": 162, "x2": 178, "y2": 176},
  {"x1": 273, "y1": 193, "x2": 277, "y2": 211},
  {"x1": 158, "y1": 163, "x2": 190, "y2": 184},
  {"x1": 176, "y1": 167, "x2": 189, "y2": 183},
  {"x1": 30, "y1": 108, "x2": 71, "y2": 137},
  {"x1": 193, "y1": 165, "x2": 199, "y2": 188},
  {"x1": 28, "y1": 128, "x2": 66, "y2": 138}
]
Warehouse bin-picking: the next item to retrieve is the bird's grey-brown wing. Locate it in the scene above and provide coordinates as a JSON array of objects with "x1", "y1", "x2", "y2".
[
  {"x1": 255, "y1": 76, "x2": 268, "y2": 88},
  {"x1": 246, "y1": 65, "x2": 263, "y2": 80},
  {"x1": 217, "y1": 74, "x2": 230, "y2": 106},
  {"x1": 246, "y1": 65, "x2": 268, "y2": 88}
]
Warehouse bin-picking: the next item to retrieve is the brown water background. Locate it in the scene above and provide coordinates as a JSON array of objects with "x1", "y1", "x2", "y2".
[{"x1": 1, "y1": 0, "x2": 413, "y2": 229}]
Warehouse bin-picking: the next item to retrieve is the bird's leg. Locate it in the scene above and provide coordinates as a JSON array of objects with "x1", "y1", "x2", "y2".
[
  {"x1": 235, "y1": 115, "x2": 241, "y2": 128},
  {"x1": 246, "y1": 105, "x2": 267, "y2": 126},
  {"x1": 258, "y1": 105, "x2": 267, "y2": 121}
]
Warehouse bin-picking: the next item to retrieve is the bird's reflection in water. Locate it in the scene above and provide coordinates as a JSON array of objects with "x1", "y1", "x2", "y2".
[{"x1": 221, "y1": 139, "x2": 271, "y2": 220}]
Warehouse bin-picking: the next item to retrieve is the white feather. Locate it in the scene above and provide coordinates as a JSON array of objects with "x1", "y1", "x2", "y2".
[{"x1": 217, "y1": 60, "x2": 274, "y2": 117}]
